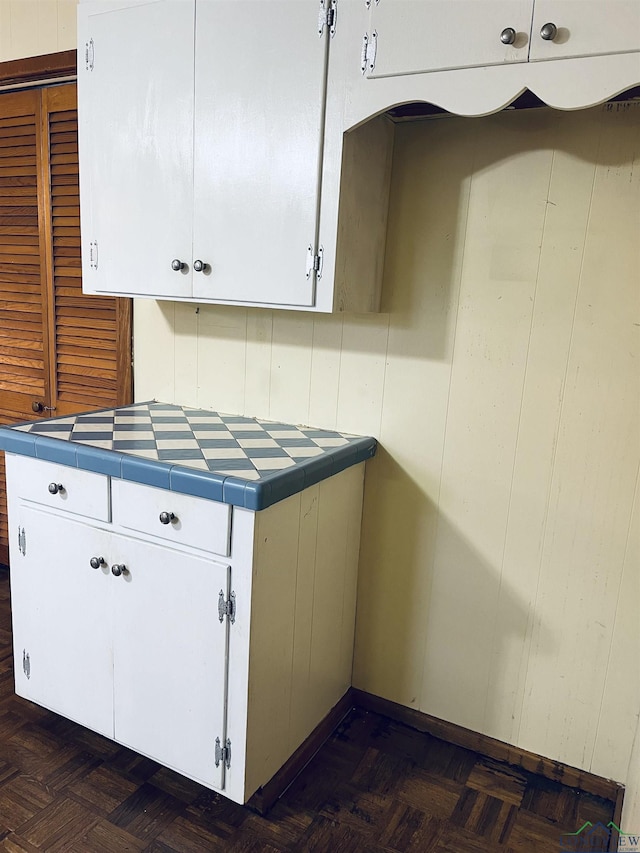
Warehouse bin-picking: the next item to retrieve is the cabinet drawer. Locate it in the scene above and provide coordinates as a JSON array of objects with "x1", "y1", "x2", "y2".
[
  {"x1": 111, "y1": 479, "x2": 231, "y2": 557},
  {"x1": 8, "y1": 455, "x2": 110, "y2": 522}
]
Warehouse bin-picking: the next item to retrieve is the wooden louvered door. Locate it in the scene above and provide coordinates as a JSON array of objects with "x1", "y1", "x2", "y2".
[{"x1": 0, "y1": 81, "x2": 132, "y2": 566}]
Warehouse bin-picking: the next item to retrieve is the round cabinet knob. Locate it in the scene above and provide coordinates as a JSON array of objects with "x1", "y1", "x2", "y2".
[
  {"x1": 32, "y1": 401, "x2": 44, "y2": 413},
  {"x1": 48, "y1": 482, "x2": 64, "y2": 495},
  {"x1": 171, "y1": 259, "x2": 185, "y2": 271},
  {"x1": 111, "y1": 564, "x2": 128, "y2": 577},
  {"x1": 540, "y1": 22, "x2": 558, "y2": 40},
  {"x1": 90, "y1": 556, "x2": 105, "y2": 569},
  {"x1": 500, "y1": 27, "x2": 516, "y2": 45},
  {"x1": 193, "y1": 259, "x2": 207, "y2": 273},
  {"x1": 159, "y1": 511, "x2": 176, "y2": 525}
]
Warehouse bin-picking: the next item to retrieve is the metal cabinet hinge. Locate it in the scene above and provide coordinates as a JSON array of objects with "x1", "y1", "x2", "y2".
[
  {"x1": 306, "y1": 245, "x2": 324, "y2": 280},
  {"x1": 318, "y1": 0, "x2": 337, "y2": 36},
  {"x1": 85, "y1": 38, "x2": 95, "y2": 71},
  {"x1": 215, "y1": 737, "x2": 231, "y2": 769},
  {"x1": 361, "y1": 31, "x2": 378, "y2": 73},
  {"x1": 23, "y1": 650, "x2": 30, "y2": 680},
  {"x1": 18, "y1": 527, "x2": 26, "y2": 557},
  {"x1": 218, "y1": 590, "x2": 236, "y2": 624},
  {"x1": 89, "y1": 240, "x2": 99, "y2": 270}
]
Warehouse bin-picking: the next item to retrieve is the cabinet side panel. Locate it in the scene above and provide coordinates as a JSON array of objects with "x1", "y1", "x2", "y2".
[
  {"x1": 331, "y1": 116, "x2": 395, "y2": 312},
  {"x1": 307, "y1": 466, "x2": 364, "y2": 714},
  {"x1": 243, "y1": 494, "x2": 302, "y2": 800},
  {"x1": 244, "y1": 465, "x2": 365, "y2": 799}
]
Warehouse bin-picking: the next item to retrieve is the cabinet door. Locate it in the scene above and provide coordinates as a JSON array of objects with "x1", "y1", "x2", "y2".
[
  {"x1": 365, "y1": 0, "x2": 533, "y2": 78},
  {"x1": 192, "y1": 0, "x2": 323, "y2": 307},
  {"x1": 10, "y1": 507, "x2": 113, "y2": 737},
  {"x1": 79, "y1": 0, "x2": 195, "y2": 298},
  {"x1": 529, "y1": 1, "x2": 640, "y2": 61},
  {"x1": 112, "y1": 535, "x2": 230, "y2": 790}
]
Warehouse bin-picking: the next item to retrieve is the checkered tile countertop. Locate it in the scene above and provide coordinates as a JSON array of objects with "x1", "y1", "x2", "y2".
[{"x1": 1, "y1": 402, "x2": 377, "y2": 510}]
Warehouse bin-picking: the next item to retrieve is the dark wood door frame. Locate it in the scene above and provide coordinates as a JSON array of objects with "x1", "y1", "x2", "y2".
[{"x1": 0, "y1": 50, "x2": 76, "y2": 89}]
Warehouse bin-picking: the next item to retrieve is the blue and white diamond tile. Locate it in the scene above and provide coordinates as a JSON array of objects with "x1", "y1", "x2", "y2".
[{"x1": 3, "y1": 401, "x2": 377, "y2": 509}]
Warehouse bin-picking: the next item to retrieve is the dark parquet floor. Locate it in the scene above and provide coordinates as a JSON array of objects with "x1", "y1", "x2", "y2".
[{"x1": 0, "y1": 566, "x2": 615, "y2": 852}]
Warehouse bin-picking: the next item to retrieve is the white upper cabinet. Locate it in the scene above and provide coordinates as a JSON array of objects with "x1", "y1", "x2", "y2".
[
  {"x1": 364, "y1": 1, "x2": 534, "y2": 77},
  {"x1": 362, "y1": 0, "x2": 640, "y2": 79},
  {"x1": 79, "y1": 0, "x2": 639, "y2": 311},
  {"x1": 529, "y1": 1, "x2": 640, "y2": 61},
  {"x1": 79, "y1": 0, "x2": 389, "y2": 312}
]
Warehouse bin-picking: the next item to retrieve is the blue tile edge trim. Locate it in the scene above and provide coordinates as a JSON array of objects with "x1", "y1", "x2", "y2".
[
  {"x1": 34, "y1": 435, "x2": 78, "y2": 466},
  {"x1": 0, "y1": 425, "x2": 377, "y2": 510},
  {"x1": 121, "y1": 455, "x2": 173, "y2": 490},
  {"x1": 170, "y1": 466, "x2": 225, "y2": 503},
  {"x1": 76, "y1": 445, "x2": 124, "y2": 478},
  {"x1": 0, "y1": 427, "x2": 37, "y2": 457}
]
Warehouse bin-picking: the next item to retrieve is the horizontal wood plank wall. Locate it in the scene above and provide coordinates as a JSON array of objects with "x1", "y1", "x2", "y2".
[
  {"x1": 134, "y1": 104, "x2": 640, "y2": 787},
  {"x1": 0, "y1": 2, "x2": 77, "y2": 64}
]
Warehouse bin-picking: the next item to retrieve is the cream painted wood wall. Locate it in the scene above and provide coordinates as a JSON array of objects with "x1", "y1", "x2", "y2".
[
  {"x1": 135, "y1": 103, "x2": 640, "y2": 789},
  {"x1": 0, "y1": 0, "x2": 76, "y2": 62}
]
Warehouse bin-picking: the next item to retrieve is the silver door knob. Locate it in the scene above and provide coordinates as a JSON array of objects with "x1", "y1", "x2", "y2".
[
  {"x1": 193, "y1": 259, "x2": 208, "y2": 273},
  {"x1": 48, "y1": 483, "x2": 64, "y2": 495},
  {"x1": 540, "y1": 22, "x2": 558, "y2": 40},
  {"x1": 90, "y1": 556, "x2": 105, "y2": 569},
  {"x1": 500, "y1": 27, "x2": 516, "y2": 45},
  {"x1": 111, "y1": 564, "x2": 128, "y2": 577},
  {"x1": 171, "y1": 259, "x2": 186, "y2": 271},
  {"x1": 159, "y1": 511, "x2": 176, "y2": 525}
]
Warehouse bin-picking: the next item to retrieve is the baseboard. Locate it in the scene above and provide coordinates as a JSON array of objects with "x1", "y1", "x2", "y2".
[
  {"x1": 247, "y1": 686, "x2": 624, "y2": 821},
  {"x1": 352, "y1": 688, "x2": 624, "y2": 805}
]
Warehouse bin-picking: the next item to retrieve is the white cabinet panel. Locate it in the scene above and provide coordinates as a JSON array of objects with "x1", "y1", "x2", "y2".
[
  {"x1": 529, "y1": 1, "x2": 640, "y2": 61},
  {"x1": 112, "y1": 478, "x2": 231, "y2": 556},
  {"x1": 112, "y1": 536, "x2": 229, "y2": 789},
  {"x1": 13, "y1": 456, "x2": 110, "y2": 521},
  {"x1": 80, "y1": 0, "x2": 195, "y2": 298},
  {"x1": 193, "y1": 0, "x2": 323, "y2": 307},
  {"x1": 11, "y1": 508, "x2": 113, "y2": 737},
  {"x1": 10, "y1": 502, "x2": 230, "y2": 790},
  {"x1": 366, "y1": 0, "x2": 533, "y2": 77}
]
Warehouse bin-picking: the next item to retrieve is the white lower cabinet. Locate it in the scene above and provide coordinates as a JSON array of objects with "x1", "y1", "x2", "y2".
[
  {"x1": 6, "y1": 452, "x2": 365, "y2": 804},
  {"x1": 12, "y1": 506, "x2": 229, "y2": 790}
]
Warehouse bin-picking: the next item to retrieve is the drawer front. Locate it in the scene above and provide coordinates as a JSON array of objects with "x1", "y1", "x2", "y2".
[
  {"x1": 111, "y1": 479, "x2": 231, "y2": 557},
  {"x1": 7, "y1": 454, "x2": 110, "y2": 522}
]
